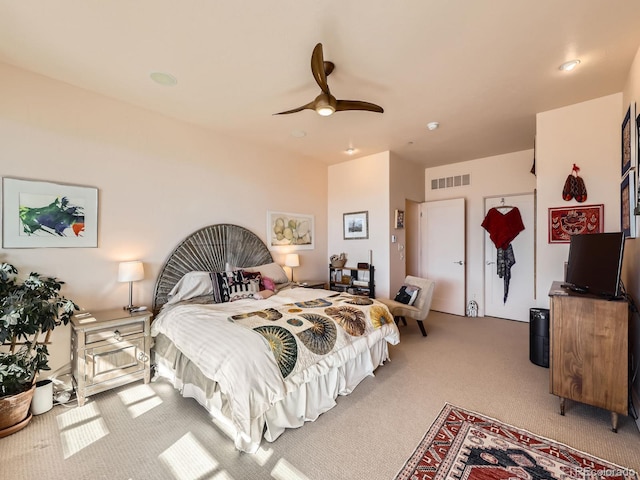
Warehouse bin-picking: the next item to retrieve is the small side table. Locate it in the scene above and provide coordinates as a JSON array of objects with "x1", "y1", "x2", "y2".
[
  {"x1": 295, "y1": 281, "x2": 327, "y2": 289},
  {"x1": 71, "y1": 308, "x2": 152, "y2": 406}
]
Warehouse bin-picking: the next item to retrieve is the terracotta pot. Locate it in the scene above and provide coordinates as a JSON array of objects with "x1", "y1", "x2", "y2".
[{"x1": 0, "y1": 384, "x2": 36, "y2": 435}]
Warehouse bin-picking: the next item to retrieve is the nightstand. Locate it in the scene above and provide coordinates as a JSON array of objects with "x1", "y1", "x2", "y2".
[
  {"x1": 71, "y1": 308, "x2": 152, "y2": 406},
  {"x1": 295, "y1": 281, "x2": 327, "y2": 289}
]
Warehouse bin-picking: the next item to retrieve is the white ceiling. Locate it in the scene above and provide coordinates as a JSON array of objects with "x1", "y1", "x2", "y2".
[{"x1": 2, "y1": 1, "x2": 640, "y2": 168}]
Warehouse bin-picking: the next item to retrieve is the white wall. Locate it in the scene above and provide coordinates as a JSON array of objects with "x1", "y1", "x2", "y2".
[
  {"x1": 425, "y1": 150, "x2": 536, "y2": 315},
  {"x1": 328, "y1": 152, "x2": 391, "y2": 297},
  {"x1": 0, "y1": 63, "x2": 328, "y2": 372},
  {"x1": 389, "y1": 152, "x2": 425, "y2": 293},
  {"x1": 535, "y1": 94, "x2": 621, "y2": 306},
  {"x1": 622, "y1": 45, "x2": 640, "y2": 420}
]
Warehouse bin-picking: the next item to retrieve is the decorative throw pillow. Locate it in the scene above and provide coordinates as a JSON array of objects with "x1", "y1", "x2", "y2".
[
  {"x1": 229, "y1": 277, "x2": 261, "y2": 302},
  {"x1": 261, "y1": 276, "x2": 276, "y2": 292},
  {"x1": 243, "y1": 271, "x2": 263, "y2": 290},
  {"x1": 394, "y1": 284, "x2": 421, "y2": 306},
  {"x1": 211, "y1": 270, "x2": 261, "y2": 303}
]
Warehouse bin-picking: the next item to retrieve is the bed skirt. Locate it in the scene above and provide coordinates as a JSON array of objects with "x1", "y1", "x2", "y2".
[{"x1": 152, "y1": 333, "x2": 391, "y2": 453}]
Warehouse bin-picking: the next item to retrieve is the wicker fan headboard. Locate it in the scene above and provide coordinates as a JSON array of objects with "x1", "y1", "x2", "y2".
[{"x1": 152, "y1": 224, "x2": 273, "y2": 313}]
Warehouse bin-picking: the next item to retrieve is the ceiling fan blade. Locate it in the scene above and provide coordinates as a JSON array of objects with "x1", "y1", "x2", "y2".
[
  {"x1": 335, "y1": 100, "x2": 384, "y2": 113},
  {"x1": 273, "y1": 100, "x2": 316, "y2": 115},
  {"x1": 311, "y1": 43, "x2": 330, "y2": 94}
]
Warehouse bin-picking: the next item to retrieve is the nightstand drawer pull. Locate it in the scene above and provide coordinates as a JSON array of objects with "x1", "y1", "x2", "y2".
[
  {"x1": 138, "y1": 352, "x2": 149, "y2": 362},
  {"x1": 113, "y1": 330, "x2": 123, "y2": 342}
]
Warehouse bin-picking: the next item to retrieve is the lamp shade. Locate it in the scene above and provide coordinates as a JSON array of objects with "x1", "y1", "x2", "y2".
[
  {"x1": 284, "y1": 254, "x2": 300, "y2": 268},
  {"x1": 118, "y1": 261, "x2": 144, "y2": 283}
]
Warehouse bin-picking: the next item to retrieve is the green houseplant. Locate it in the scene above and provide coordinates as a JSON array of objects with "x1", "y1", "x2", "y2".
[{"x1": 0, "y1": 262, "x2": 77, "y2": 434}]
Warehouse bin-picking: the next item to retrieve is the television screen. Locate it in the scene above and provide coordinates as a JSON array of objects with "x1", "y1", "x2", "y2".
[{"x1": 564, "y1": 232, "x2": 625, "y2": 298}]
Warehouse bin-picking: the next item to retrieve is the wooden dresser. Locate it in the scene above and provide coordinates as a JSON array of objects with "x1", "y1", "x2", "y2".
[{"x1": 548, "y1": 281, "x2": 628, "y2": 431}]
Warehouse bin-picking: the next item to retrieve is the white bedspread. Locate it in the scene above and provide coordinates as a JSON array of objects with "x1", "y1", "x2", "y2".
[{"x1": 150, "y1": 288, "x2": 400, "y2": 450}]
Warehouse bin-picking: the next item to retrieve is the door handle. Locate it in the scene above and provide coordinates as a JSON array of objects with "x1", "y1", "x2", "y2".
[
  {"x1": 453, "y1": 261, "x2": 464, "y2": 265},
  {"x1": 486, "y1": 261, "x2": 495, "y2": 265}
]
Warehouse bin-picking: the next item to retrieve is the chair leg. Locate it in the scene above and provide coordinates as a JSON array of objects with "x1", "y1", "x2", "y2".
[
  {"x1": 394, "y1": 316, "x2": 407, "y2": 326},
  {"x1": 416, "y1": 320, "x2": 427, "y2": 337}
]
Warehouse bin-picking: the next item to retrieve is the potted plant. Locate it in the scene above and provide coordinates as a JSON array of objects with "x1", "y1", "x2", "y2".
[{"x1": 0, "y1": 262, "x2": 77, "y2": 436}]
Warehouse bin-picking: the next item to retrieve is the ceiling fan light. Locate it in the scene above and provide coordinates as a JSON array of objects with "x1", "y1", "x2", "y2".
[{"x1": 316, "y1": 105, "x2": 335, "y2": 116}]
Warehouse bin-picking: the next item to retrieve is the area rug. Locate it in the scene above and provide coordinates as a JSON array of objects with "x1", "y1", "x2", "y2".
[{"x1": 395, "y1": 403, "x2": 638, "y2": 480}]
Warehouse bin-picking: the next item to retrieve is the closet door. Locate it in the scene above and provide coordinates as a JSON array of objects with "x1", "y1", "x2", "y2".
[
  {"x1": 420, "y1": 198, "x2": 466, "y2": 316},
  {"x1": 483, "y1": 193, "x2": 536, "y2": 322}
]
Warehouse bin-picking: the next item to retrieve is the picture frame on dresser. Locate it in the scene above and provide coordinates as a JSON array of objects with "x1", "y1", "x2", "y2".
[{"x1": 2, "y1": 177, "x2": 98, "y2": 248}]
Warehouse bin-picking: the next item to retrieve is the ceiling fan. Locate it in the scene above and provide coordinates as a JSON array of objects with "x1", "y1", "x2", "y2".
[{"x1": 274, "y1": 43, "x2": 384, "y2": 117}]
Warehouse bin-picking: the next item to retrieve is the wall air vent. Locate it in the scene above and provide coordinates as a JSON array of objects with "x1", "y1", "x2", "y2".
[{"x1": 431, "y1": 174, "x2": 471, "y2": 190}]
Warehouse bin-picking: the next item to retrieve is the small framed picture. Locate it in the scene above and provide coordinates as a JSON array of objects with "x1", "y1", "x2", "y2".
[
  {"x1": 394, "y1": 209, "x2": 405, "y2": 229},
  {"x1": 622, "y1": 105, "x2": 632, "y2": 176},
  {"x1": 343, "y1": 211, "x2": 368, "y2": 240},
  {"x1": 2, "y1": 177, "x2": 98, "y2": 248}
]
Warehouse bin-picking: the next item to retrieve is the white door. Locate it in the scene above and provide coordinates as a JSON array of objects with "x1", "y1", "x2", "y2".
[
  {"x1": 420, "y1": 198, "x2": 466, "y2": 316},
  {"x1": 483, "y1": 193, "x2": 536, "y2": 322}
]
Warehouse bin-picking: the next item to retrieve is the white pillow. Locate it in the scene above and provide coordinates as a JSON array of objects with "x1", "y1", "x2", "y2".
[
  {"x1": 245, "y1": 262, "x2": 289, "y2": 284},
  {"x1": 166, "y1": 272, "x2": 213, "y2": 304}
]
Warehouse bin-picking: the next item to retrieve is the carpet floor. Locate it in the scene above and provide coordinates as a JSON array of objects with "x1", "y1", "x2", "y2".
[{"x1": 1, "y1": 311, "x2": 639, "y2": 480}]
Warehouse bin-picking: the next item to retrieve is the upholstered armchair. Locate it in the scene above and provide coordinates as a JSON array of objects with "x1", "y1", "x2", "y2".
[{"x1": 377, "y1": 276, "x2": 435, "y2": 337}]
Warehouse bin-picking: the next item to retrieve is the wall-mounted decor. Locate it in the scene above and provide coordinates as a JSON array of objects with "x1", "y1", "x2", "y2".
[
  {"x1": 621, "y1": 172, "x2": 636, "y2": 238},
  {"x1": 343, "y1": 211, "x2": 369, "y2": 239},
  {"x1": 548, "y1": 204, "x2": 603, "y2": 244},
  {"x1": 2, "y1": 177, "x2": 98, "y2": 248},
  {"x1": 394, "y1": 209, "x2": 405, "y2": 229},
  {"x1": 635, "y1": 106, "x2": 640, "y2": 216},
  {"x1": 622, "y1": 105, "x2": 632, "y2": 176},
  {"x1": 267, "y1": 211, "x2": 314, "y2": 250}
]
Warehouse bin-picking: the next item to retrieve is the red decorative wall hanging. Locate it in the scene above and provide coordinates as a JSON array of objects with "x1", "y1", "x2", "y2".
[{"x1": 548, "y1": 204, "x2": 603, "y2": 243}]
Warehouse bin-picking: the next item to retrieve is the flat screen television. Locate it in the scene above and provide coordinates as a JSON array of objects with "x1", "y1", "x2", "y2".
[{"x1": 564, "y1": 232, "x2": 625, "y2": 298}]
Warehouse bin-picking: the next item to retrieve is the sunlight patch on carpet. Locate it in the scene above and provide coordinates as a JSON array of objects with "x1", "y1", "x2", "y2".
[
  {"x1": 117, "y1": 383, "x2": 163, "y2": 418},
  {"x1": 395, "y1": 403, "x2": 638, "y2": 480},
  {"x1": 271, "y1": 458, "x2": 311, "y2": 480},
  {"x1": 56, "y1": 402, "x2": 109, "y2": 459},
  {"x1": 159, "y1": 432, "x2": 221, "y2": 480}
]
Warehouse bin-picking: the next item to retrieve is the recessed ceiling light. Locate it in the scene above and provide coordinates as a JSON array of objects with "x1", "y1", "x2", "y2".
[
  {"x1": 150, "y1": 72, "x2": 177, "y2": 86},
  {"x1": 345, "y1": 147, "x2": 356, "y2": 155},
  {"x1": 559, "y1": 60, "x2": 581, "y2": 72},
  {"x1": 427, "y1": 121, "x2": 440, "y2": 131},
  {"x1": 290, "y1": 130, "x2": 306, "y2": 138}
]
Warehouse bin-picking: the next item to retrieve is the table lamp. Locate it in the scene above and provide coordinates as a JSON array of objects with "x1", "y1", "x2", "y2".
[
  {"x1": 284, "y1": 254, "x2": 300, "y2": 283},
  {"x1": 118, "y1": 260, "x2": 144, "y2": 311}
]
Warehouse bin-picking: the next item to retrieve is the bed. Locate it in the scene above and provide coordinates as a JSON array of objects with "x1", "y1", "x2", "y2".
[{"x1": 150, "y1": 224, "x2": 400, "y2": 453}]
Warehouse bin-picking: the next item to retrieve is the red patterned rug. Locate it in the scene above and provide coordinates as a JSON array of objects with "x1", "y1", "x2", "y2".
[{"x1": 395, "y1": 404, "x2": 638, "y2": 480}]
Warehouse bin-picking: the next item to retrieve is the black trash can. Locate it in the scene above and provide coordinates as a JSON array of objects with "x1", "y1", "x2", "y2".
[{"x1": 529, "y1": 308, "x2": 550, "y2": 368}]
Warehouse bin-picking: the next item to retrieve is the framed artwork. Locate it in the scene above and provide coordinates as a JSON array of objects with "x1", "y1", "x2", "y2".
[
  {"x1": 622, "y1": 105, "x2": 632, "y2": 176},
  {"x1": 394, "y1": 209, "x2": 405, "y2": 229},
  {"x1": 2, "y1": 177, "x2": 98, "y2": 248},
  {"x1": 621, "y1": 172, "x2": 636, "y2": 238},
  {"x1": 343, "y1": 211, "x2": 369, "y2": 239},
  {"x1": 636, "y1": 109, "x2": 640, "y2": 215},
  {"x1": 548, "y1": 204, "x2": 604, "y2": 244},
  {"x1": 266, "y1": 211, "x2": 314, "y2": 250}
]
